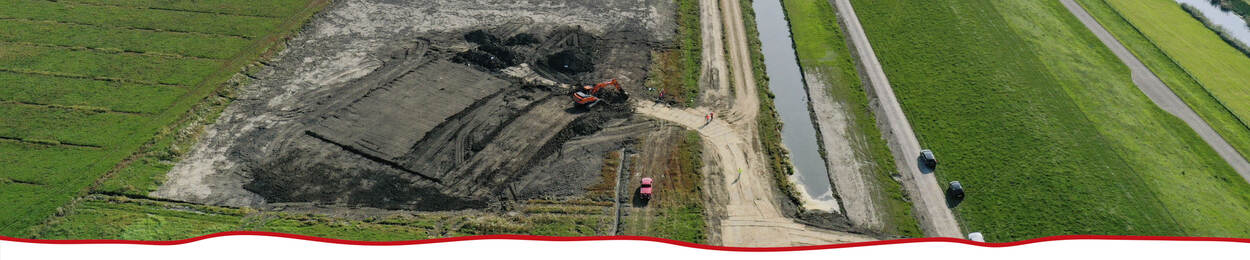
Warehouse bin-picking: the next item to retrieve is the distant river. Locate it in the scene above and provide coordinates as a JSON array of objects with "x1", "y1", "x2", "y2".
[{"x1": 1176, "y1": 0, "x2": 1250, "y2": 47}]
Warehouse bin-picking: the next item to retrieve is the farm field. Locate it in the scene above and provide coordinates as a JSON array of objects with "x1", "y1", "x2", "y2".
[
  {"x1": 1080, "y1": 0, "x2": 1250, "y2": 160},
  {"x1": 852, "y1": 0, "x2": 1250, "y2": 241},
  {"x1": 29, "y1": 195, "x2": 612, "y2": 241},
  {"x1": 779, "y1": 0, "x2": 919, "y2": 237},
  {"x1": 0, "y1": 0, "x2": 327, "y2": 235},
  {"x1": 1074, "y1": 0, "x2": 1250, "y2": 161}
]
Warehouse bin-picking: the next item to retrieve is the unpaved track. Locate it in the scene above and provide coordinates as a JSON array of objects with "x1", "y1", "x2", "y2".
[
  {"x1": 804, "y1": 72, "x2": 883, "y2": 231},
  {"x1": 831, "y1": 0, "x2": 962, "y2": 237},
  {"x1": 634, "y1": 0, "x2": 881, "y2": 246},
  {"x1": 634, "y1": 101, "x2": 875, "y2": 246},
  {"x1": 1060, "y1": 0, "x2": 1250, "y2": 181}
]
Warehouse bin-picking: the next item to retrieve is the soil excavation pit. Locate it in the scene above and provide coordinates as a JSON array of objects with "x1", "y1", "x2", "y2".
[
  {"x1": 307, "y1": 61, "x2": 511, "y2": 167},
  {"x1": 154, "y1": 0, "x2": 677, "y2": 213}
]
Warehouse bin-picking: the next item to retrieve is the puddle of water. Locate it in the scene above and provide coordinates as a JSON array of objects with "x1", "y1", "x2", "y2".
[
  {"x1": 1176, "y1": 0, "x2": 1250, "y2": 46},
  {"x1": 751, "y1": 0, "x2": 838, "y2": 211}
]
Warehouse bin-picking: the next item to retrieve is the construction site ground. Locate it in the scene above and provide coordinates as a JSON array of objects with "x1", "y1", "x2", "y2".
[{"x1": 21, "y1": 0, "x2": 893, "y2": 246}]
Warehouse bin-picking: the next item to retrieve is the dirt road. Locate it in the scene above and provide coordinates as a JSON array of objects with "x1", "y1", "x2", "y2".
[
  {"x1": 830, "y1": 0, "x2": 962, "y2": 237},
  {"x1": 804, "y1": 71, "x2": 884, "y2": 231},
  {"x1": 1060, "y1": 0, "x2": 1250, "y2": 181},
  {"x1": 634, "y1": 101, "x2": 875, "y2": 246},
  {"x1": 625, "y1": 0, "x2": 882, "y2": 246}
]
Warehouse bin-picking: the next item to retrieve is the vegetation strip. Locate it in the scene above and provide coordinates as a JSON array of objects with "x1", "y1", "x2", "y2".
[
  {"x1": 56, "y1": 0, "x2": 308, "y2": 18},
  {"x1": 0, "y1": 0, "x2": 281, "y2": 38},
  {"x1": 0, "y1": 40, "x2": 220, "y2": 61},
  {"x1": 44, "y1": 0, "x2": 289, "y2": 19},
  {"x1": 0, "y1": 17, "x2": 253, "y2": 40},
  {"x1": 0, "y1": 68, "x2": 188, "y2": 88}
]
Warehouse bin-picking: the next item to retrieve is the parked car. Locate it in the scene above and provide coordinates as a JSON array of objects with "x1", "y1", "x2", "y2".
[
  {"x1": 640, "y1": 178, "x2": 653, "y2": 200},
  {"x1": 920, "y1": 149, "x2": 937, "y2": 170},
  {"x1": 948, "y1": 181, "x2": 964, "y2": 200}
]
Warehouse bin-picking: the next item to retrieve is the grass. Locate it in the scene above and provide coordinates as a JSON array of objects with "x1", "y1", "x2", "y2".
[
  {"x1": 0, "y1": 0, "x2": 284, "y2": 38},
  {"x1": 57, "y1": 0, "x2": 310, "y2": 18},
  {"x1": 0, "y1": 0, "x2": 329, "y2": 236},
  {"x1": 29, "y1": 195, "x2": 611, "y2": 240},
  {"x1": 646, "y1": 0, "x2": 702, "y2": 106},
  {"x1": 0, "y1": 43, "x2": 222, "y2": 86},
  {"x1": 1094, "y1": 0, "x2": 1250, "y2": 155},
  {"x1": 0, "y1": 19, "x2": 252, "y2": 59},
  {"x1": 1075, "y1": 0, "x2": 1250, "y2": 161},
  {"x1": 853, "y1": 0, "x2": 1250, "y2": 241},
  {"x1": 0, "y1": 71, "x2": 186, "y2": 114},
  {"x1": 623, "y1": 131, "x2": 706, "y2": 243},
  {"x1": 779, "y1": 0, "x2": 920, "y2": 237}
]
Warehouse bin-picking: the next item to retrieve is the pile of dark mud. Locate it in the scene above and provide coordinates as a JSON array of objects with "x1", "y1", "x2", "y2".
[{"x1": 231, "y1": 27, "x2": 653, "y2": 211}]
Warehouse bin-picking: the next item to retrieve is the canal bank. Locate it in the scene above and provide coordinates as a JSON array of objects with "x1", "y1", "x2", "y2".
[{"x1": 750, "y1": 0, "x2": 840, "y2": 213}]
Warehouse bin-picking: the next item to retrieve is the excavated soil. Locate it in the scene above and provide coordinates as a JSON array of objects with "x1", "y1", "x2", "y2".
[{"x1": 154, "y1": 0, "x2": 677, "y2": 212}]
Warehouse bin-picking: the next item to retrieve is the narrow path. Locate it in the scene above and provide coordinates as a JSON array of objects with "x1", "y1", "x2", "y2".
[
  {"x1": 830, "y1": 0, "x2": 962, "y2": 237},
  {"x1": 1059, "y1": 0, "x2": 1250, "y2": 181}
]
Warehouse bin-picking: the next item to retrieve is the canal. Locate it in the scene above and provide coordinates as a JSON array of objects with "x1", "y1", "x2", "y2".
[{"x1": 751, "y1": 0, "x2": 838, "y2": 212}]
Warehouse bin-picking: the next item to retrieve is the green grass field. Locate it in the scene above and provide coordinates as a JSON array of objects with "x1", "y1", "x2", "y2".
[
  {"x1": 1075, "y1": 0, "x2": 1250, "y2": 161},
  {"x1": 0, "y1": 0, "x2": 327, "y2": 236},
  {"x1": 853, "y1": 0, "x2": 1250, "y2": 241},
  {"x1": 779, "y1": 0, "x2": 920, "y2": 237},
  {"x1": 1078, "y1": 0, "x2": 1250, "y2": 160},
  {"x1": 30, "y1": 195, "x2": 610, "y2": 241}
]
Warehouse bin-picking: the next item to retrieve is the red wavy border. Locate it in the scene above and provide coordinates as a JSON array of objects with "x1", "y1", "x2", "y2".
[{"x1": 1, "y1": 232, "x2": 1248, "y2": 251}]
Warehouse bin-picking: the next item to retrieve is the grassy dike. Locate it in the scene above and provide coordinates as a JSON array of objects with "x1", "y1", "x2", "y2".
[{"x1": 779, "y1": 0, "x2": 920, "y2": 237}]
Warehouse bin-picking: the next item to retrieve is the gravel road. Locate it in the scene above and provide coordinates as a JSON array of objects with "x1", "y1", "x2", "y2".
[{"x1": 830, "y1": 0, "x2": 962, "y2": 238}]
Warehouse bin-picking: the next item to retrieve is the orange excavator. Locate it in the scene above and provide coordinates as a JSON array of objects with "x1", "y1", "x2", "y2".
[{"x1": 571, "y1": 79, "x2": 625, "y2": 108}]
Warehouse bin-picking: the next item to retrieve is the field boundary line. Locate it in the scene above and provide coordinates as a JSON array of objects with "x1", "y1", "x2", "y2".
[
  {"x1": 0, "y1": 100, "x2": 152, "y2": 116},
  {"x1": 0, "y1": 40, "x2": 222, "y2": 61},
  {"x1": 0, "y1": 17, "x2": 256, "y2": 40},
  {"x1": 46, "y1": 0, "x2": 288, "y2": 19},
  {"x1": 0, "y1": 68, "x2": 190, "y2": 88},
  {"x1": 0, "y1": 136, "x2": 104, "y2": 149},
  {"x1": 1079, "y1": 0, "x2": 1250, "y2": 157}
]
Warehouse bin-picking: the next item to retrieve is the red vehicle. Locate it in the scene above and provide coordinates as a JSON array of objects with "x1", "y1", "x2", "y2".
[
  {"x1": 640, "y1": 177, "x2": 653, "y2": 200},
  {"x1": 571, "y1": 79, "x2": 623, "y2": 108}
]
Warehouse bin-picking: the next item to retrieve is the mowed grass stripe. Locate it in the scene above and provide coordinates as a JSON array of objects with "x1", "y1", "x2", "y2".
[
  {"x1": 852, "y1": 0, "x2": 1194, "y2": 240},
  {"x1": 57, "y1": 0, "x2": 309, "y2": 18},
  {"x1": 0, "y1": 141, "x2": 108, "y2": 184},
  {"x1": 0, "y1": 0, "x2": 283, "y2": 38},
  {"x1": 0, "y1": 19, "x2": 250, "y2": 59},
  {"x1": 0, "y1": 43, "x2": 220, "y2": 86},
  {"x1": 0, "y1": 72, "x2": 184, "y2": 114},
  {"x1": 0, "y1": 104, "x2": 149, "y2": 147}
]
